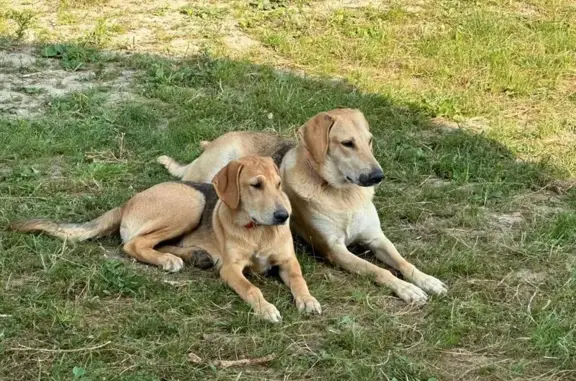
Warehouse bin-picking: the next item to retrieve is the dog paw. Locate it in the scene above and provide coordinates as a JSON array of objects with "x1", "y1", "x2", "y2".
[
  {"x1": 256, "y1": 303, "x2": 282, "y2": 323},
  {"x1": 156, "y1": 155, "x2": 172, "y2": 167},
  {"x1": 393, "y1": 280, "x2": 428, "y2": 306},
  {"x1": 295, "y1": 295, "x2": 322, "y2": 314},
  {"x1": 160, "y1": 254, "x2": 184, "y2": 273},
  {"x1": 189, "y1": 249, "x2": 214, "y2": 269},
  {"x1": 413, "y1": 273, "x2": 447, "y2": 296}
]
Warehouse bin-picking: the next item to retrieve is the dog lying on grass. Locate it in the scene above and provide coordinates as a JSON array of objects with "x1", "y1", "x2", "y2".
[
  {"x1": 11, "y1": 156, "x2": 321, "y2": 322},
  {"x1": 158, "y1": 109, "x2": 447, "y2": 305}
]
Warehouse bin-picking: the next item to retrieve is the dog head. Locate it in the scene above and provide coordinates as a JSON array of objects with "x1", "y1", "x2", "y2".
[
  {"x1": 298, "y1": 108, "x2": 383, "y2": 188},
  {"x1": 212, "y1": 156, "x2": 292, "y2": 226}
]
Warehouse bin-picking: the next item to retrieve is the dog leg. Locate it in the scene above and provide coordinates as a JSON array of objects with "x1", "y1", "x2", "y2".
[
  {"x1": 278, "y1": 256, "x2": 321, "y2": 314},
  {"x1": 327, "y1": 243, "x2": 429, "y2": 305},
  {"x1": 366, "y1": 233, "x2": 447, "y2": 296},
  {"x1": 219, "y1": 263, "x2": 281, "y2": 323},
  {"x1": 156, "y1": 155, "x2": 191, "y2": 178},
  {"x1": 157, "y1": 245, "x2": 214, "y2": 269},
  {"x1": 123, "y1": 236, "x2": 184, "y2": 273}
]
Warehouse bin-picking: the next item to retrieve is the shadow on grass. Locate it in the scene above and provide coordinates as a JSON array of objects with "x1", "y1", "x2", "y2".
[{"x1": 1, "y1": 39, "x2": 574, "y2": 381}]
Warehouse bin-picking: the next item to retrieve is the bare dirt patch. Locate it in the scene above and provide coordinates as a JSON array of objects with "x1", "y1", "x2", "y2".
[
  {"x1": 511, "y1": 191, "x2": 569, "y2": 216},
  {"x1": 2, "y1": 274, "x2": 40, "y2": 289},
  {"x1": 515, "y1": 269, "x2": 547, "y2": 285},
  {"x1": 513, "y1": 1, "x2": 541, "y2": 18},
  {"x1": 6, "y1": 0, "x2": 259, "y2": 57},
  {"x1": 221, "y1": 19, "x2": 260, "y2": 52},
  {"x1": 428, "y1": 116, "x2": 492, "y2": 135},
  {"x1": 421, "y1": 176, "x2": 452, "y2": 188},
  {"x1": 488, "y1": 211, "x2": 524, "y2": 228},
  {"x1": 0, "y1": 47, "x2": 136, "y2": 117},
  {"x1": 429, "y1": 116, "x2": 459, "y2": 133}
]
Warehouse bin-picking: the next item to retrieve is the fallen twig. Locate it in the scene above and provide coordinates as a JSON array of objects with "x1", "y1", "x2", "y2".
[
  {"x1": 8, "y1": 341, "x2": 111, "y2": 353},
  {"x1": 188, "y1": 352, "x2": 276, "y2": 368}
]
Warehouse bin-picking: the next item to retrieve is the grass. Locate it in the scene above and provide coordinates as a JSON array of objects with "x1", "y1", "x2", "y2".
[{"x1": 1, "y1": 0, "x2": 576, "y2": 380}]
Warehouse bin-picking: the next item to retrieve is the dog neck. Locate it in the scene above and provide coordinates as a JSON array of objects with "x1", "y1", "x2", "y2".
[{"x1": 298, "y1": 145, "x2": 328, "y2": 186}]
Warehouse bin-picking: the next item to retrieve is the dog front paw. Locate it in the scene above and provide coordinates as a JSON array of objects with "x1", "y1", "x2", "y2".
[
  {"x1": 392, "y1": 280, "x2": 428, "y2": 306},
  {"x1": 412, "y1": 272, "x2": 448, "y2": 296},
  {"x1": 160, "y1": 253, "x2": 184, "y2": 273},
  {"x1": 189, "y1": 249, "x2": 214, "y2": 269},
  {"x1": 156, "y1": 155, "x2": 172, "y2": 167},
  {"x1": 295, "y1": 295, "x2": 322, "y2": 314},
  {"x1": 255, "y1": 302, "x2": 282, "y2": 323}
]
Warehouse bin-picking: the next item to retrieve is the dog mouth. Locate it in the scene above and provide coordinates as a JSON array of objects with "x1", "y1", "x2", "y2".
[
  {"x1": 250, "y1": 216, "x2": 289, "y2": 226},
  {"x1": 345, "y1": 176, "x2": 356, "y2": 184}
]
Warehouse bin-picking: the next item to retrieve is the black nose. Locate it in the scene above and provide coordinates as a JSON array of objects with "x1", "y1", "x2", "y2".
[
  {"x1": 273, "y1": 209, "x2": 289, "y2": 224},
  {"x1": 358, "y1": 169, "x2": 385, "y2": 186}
]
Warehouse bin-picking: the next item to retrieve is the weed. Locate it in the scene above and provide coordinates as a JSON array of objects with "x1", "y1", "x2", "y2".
[
  {"x1": 81, "y1": 18, "x2": 119, "y2": 47},
  {"x1": 179, "y1": 6, "x2": 228, "y2": 20},
  {"x1": 41, "y1": 43, "x2": 100, "y2": 70},
  {"x1": 4, "y1": 9, "x2": 35, "y2": 41}
]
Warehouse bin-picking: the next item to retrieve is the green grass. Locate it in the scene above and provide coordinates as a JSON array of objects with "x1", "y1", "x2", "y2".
[
  {"x1": 236, "y1": 0, "x2": 576, "y2": 175},
  {"x1": 1, "y1": 1, "x2": 576, "y2": 380}
]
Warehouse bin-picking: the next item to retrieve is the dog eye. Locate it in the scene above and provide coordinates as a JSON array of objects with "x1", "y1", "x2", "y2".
[
  {"x1": 251, "y1": 182, "x2": 262, "y2": 189},
  {"x1": 276, "y1": 181, "x2": 281, "y2": 188},
  {"x1": 369, "y1": 138, "x2": 373, "y2": 146},
  {"x1": 341, "y1": 140, "x2": 355, "y2": 148}
]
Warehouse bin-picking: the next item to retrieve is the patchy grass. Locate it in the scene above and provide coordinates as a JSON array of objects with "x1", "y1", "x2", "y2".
[{"x1": 1, "y1": 0, "x2": 576, "y2": 380}]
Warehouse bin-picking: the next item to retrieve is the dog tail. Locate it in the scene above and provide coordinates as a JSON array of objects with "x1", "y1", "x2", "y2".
[
  {"x1": 9, "y1": 207, "x2": 122, "y2": 242},
  {"x1": 199, "y1": 140, "x2": 211, "y2": 150},
  {"x1": 156, "y1": 155, "x2": 190, "y2": 178}
]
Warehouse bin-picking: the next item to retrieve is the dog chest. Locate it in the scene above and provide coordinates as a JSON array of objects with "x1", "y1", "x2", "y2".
[
  {"x1": 310, "y1": 201, "x2": 376, "y2": 246},
  {"x1": 249, "y1": 252, "x2": 273, "y2": 273}
]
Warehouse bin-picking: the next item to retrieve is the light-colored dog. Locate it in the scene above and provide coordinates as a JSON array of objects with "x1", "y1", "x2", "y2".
[
  {"x1": 10, "y1": 156, "x2": 321, "y2": 322},
  {"x1": 158, "y1": 109, "x2": 447, "y2": 305}
]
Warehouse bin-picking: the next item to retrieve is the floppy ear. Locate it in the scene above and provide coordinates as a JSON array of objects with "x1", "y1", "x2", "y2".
[
  {"x1": 265, "y1": 156, "x2": 281, "y2": 175},
  {"x1": 298, "y1": 112, "x2": 335, "y2": 164},
  {"x1": 212, "y1": 161, "x2": 244, "y2": 210}
]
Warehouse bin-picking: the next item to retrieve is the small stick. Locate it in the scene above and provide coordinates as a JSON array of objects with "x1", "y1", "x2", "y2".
[
  {"x1": 213, "y1": 354, "x2": 276, "y2": 368},
  {"x1": 188, "y1": 352, "x2": 276, "y2": 368},
  {"x1": 8, "y1": 341, "x2": 111, "y2": 353}
]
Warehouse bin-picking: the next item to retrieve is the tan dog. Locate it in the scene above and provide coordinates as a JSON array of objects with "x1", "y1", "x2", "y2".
[
  {"x1": 10, "y1": 156, "x2": 321, "y2": 322},
  {"x1": 158, "y1": 109, "x2": 447, "y2": 305}
]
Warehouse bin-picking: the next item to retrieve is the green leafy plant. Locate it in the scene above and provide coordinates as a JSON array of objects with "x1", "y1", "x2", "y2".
[{"x1": 41, "y1": 44, "x2": 100, "y2": 71}]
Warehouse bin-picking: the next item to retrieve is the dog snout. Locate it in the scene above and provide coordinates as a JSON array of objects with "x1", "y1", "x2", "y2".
[
  {"x1": 273, "y1": 209, "x2": 290, "y2": 224},
  {"x1": 358, "y1": 168, "x2": 385, "y2": 187}
]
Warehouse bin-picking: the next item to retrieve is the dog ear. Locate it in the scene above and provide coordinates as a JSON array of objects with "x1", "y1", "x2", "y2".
[
  {"x1": 212, "y1": 161, "x2": 244, "y2": 209},
  {"x1": 265, "y1": 156, "x2": 281, "y2": 175},
  {"x1": 298, "y1": 112, "x2": 335, "y2": 164}
]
